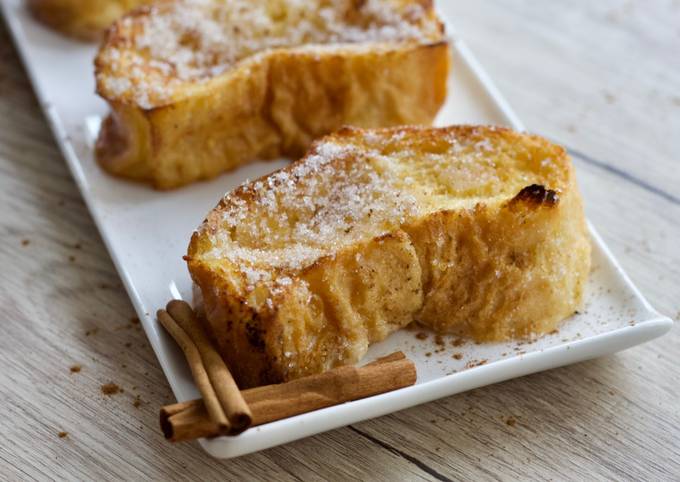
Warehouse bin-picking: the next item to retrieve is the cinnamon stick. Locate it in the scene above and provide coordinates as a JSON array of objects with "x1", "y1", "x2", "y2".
[
  {"x1": 156, "y1": 309, "x2": 230, "y2": 435},
  {"x1": 166, "y1": 300, "x2": 252, "y2": 433},
  {"x1": 160, "y1": 352, "x2": 416, "y2": 442}
]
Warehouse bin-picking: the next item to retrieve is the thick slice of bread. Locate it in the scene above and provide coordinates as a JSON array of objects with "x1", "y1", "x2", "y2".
[
  {"x1": 94, "y1": 0, "x2": 449, "y2": 189},
  {"x1": 187, "y1": 125, "x2": 591, "y2": 388},
  {"x1": 28, "y1": 0, "x2": 150, "y2": 40}
]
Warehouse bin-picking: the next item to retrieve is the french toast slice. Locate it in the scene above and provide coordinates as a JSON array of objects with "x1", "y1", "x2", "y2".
[
  {"x1": 187, "y1": 125, "x2": 591, "y2": 388},
  {"x1": 27, "y1": 0, "x2": 151, "y2": 40},
  {"x1": 94, "y1": 0, "x2": 450, "y2": 189}
]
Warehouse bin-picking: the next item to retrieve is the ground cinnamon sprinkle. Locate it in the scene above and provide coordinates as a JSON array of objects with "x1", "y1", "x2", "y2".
[
  {"x1": 415, "y1": 332, "x2": 428, "y2": 340},
  {"x1": 505, "y1": 417, "x2": 517, "y2": 427},
  {"x1": 68, "y1": 255, "x2": 76, "y2": 262},
  {"x1": 130, "y1": 316, "x2": 140, "y2": 325},
  {"x1": 58, "y1": 431, "x2": 68, "y2": 438},
  {"x1": 452, "y1": 353, "x2": 463, "y2": 360},
  {"x1": 21, "y1": 239, "x2": 30, "y2": 246},
  {"x1": 434, "y1": 335, "x2": 445, "y2": 346},
  {"x1": 69, "y1": 364, "x2": 81, "y2": 374},
  {"x1": 101, "y1": 383, "x2": 121, "y2": 395},
  {"x1": 451, "y1": 338, "x2": 464, "y2": 347},
  {"x1": 464, "y1": 359, "x2": 488, "y2": 369},
  {"x1": 133, "y1": 395, "x2": 142, "y2": 408}
]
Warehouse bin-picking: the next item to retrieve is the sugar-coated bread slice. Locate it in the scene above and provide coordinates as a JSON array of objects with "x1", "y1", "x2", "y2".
[
  {"x1": 187, "y1": 125, "x2": 591, "y2": 388},
  {"x1": 28, "y1": 0, "x2": 150, "y2": 40},
  {"x1": 94, "y1": 0, "x2": 450, "y2": 189}
]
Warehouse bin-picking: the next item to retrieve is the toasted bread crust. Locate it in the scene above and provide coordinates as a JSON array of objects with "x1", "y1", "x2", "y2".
[
  {"x1": 94, "y1": 0, "x2": 450, "y2": 189},
  {"x1": 28, "y1": 0, "x2": 150, "y2": 40},
  {"x1": 187, "y1": 125, "x2": 591, "y2": 387}
]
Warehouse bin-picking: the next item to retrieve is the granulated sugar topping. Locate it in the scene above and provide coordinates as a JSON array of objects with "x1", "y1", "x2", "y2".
[
  {"x1": 97, "y1": 0, "x2": 443, "y2": 108},
  {"x1": 203, "y1": 136, "x2": 420, "y2": 284}
]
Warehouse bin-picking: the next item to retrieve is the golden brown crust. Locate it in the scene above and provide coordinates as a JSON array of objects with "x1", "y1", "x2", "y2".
[
  {"x1": 187, "y1": 125, "x2": 591, "y2": 387},
  {"x1": 94, "y1": 0, "x2": 450, "y2": 189},
  {"x1": 27, "y1": 0, "x2": 151, "y2": 40}
]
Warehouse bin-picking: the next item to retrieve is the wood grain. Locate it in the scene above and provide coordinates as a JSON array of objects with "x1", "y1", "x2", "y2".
[{"x1": 1, "y1": 1, "x2": 678, "y2": 479}]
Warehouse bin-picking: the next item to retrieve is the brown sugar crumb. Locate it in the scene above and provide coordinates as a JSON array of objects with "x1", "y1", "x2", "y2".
[
  {"x1": 69, "y1": 364, "x2": 82, "y2": 374},
  {"x1": 21, "y1": 239, "x2": 30, "y2": 246},
  {"x1": 434, "y1": 335, "x2": 445, "y2": 346},
  {"x1": 58, "y1": 431, "x2": 69, "y2": 438},
  {"x1": 415, "y1": 332, "x2": 428, "y2": 340},
  {"x1": 85, "y1": 328, "x2": 99, "y2": 336},
  {"x1": 451, "y1": 338, "x2": 464, "y2": 347},
  {"x1": 505, "y1": 417, "x2": 517, "y2": 427},
  {"x1": 101, "y1": 383, "x2": 121, "y2": 396}
]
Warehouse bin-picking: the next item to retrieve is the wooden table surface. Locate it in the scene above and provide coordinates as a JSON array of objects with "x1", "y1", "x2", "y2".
[{"x1": 1, "y1": 1, "x2": 678, "y2": 480}]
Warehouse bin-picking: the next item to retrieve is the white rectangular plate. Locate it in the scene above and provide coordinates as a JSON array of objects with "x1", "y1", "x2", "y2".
[{"x1": 3, "y1": 0, "x2": 672, "y2": 459}]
